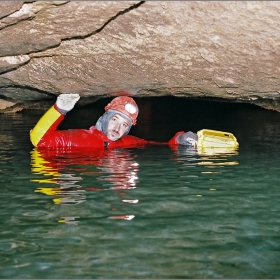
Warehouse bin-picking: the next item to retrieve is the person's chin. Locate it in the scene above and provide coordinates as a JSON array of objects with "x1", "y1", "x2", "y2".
[{"x1": 107, "y1": 133, "x2": 120, "y2": 142}]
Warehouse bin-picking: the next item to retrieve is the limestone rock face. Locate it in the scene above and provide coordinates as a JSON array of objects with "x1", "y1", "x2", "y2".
[{"x1": 0, "y1": 1, "x2": 280, "y2": 112}]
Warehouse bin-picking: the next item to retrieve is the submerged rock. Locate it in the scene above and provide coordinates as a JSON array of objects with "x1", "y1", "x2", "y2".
[{"x1": 0, "y1": 1, "x2": 280, "y2": 112}]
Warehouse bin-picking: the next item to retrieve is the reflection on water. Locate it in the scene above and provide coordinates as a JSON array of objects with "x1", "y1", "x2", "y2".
[
  {"x1": 31, "y1": 148, "x2": 140, "y2": 221},
  {"x1": 30, "y1": 145, "x2": 239, "y2": 224}
]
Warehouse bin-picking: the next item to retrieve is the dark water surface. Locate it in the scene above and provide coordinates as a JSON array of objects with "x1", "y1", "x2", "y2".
[{"x1": 0, "y1": 97, "x2": 280, "y2": 278}]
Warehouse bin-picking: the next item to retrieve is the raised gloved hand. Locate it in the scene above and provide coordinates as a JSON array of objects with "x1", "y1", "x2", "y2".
[
  {"x1": 176, "y1": 131, "x2": 198, "y2": 147},
  {"x1": 55, "y1": 93, "x2": 80, "y2": 114}
]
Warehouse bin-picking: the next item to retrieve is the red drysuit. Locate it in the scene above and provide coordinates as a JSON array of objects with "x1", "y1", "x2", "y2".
[{"x1": 30, "y1": 105, "x2": 183, "y2": 149}]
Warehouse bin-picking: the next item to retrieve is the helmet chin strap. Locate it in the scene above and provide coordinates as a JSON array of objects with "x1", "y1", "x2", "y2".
[{"x1": 95, "y1": 109, "x2": 132, "y2": 138}]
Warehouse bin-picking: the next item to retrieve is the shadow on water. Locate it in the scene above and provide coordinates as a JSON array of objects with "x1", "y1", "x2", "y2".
[{"x1": 1, "y1": 97, "x2": 280, "y2": 278}]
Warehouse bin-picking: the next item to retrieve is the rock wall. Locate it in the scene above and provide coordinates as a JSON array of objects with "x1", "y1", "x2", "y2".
[{"x1": 0, "y1": 1, "x2": 280, "y2": 112}]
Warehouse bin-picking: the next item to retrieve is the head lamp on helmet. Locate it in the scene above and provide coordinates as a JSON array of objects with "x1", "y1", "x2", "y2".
[{"x1": 105, "y1": 96, "x2": 138, "y2": 125}]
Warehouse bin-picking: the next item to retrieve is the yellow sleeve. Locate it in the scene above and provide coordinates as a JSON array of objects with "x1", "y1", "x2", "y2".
[{"x1": 30, "y1": 105, "x2": 62, "y2": 147}]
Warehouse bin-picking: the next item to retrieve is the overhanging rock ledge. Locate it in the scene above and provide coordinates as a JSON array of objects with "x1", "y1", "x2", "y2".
[{"x1": 0, "y1": 1, "x2": 280, "y2": 112}]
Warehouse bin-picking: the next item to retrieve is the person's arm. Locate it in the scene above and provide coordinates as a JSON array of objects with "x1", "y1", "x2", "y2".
[
  {"x1": 112, "y1": 130, "x2": 198, "y2": 149},
  {"x1": 30, "y1": 93, "x2": 80, "y2": 147},
  {"x1": 113, "y1": 130, "x2": 198, "y2": 149}
]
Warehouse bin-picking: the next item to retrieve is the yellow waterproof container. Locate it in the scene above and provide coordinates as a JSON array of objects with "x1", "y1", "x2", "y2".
[{"x1": 197, "y1": 129, "x2": 239, "y2": 148}]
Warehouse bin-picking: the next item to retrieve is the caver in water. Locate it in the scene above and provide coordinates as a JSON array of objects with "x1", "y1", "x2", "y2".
[{"x1": 30, "y1": 93, "x2": 198, "y2": 149}]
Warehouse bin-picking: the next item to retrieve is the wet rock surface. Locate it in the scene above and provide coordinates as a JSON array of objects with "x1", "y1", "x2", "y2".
[{"x1": 0, "y1": 1, "x2": 280, "y2": 112}]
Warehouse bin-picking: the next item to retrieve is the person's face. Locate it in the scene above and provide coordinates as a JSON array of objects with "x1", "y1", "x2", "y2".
[{"x1": 106, "y1": 114, "x2": 130, "y2": 141}]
